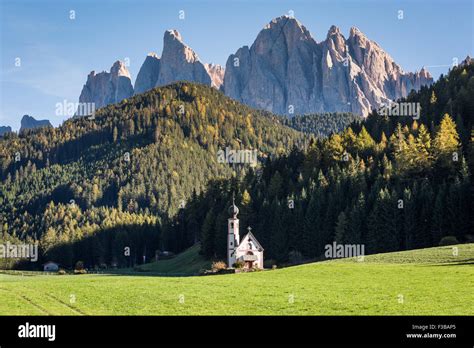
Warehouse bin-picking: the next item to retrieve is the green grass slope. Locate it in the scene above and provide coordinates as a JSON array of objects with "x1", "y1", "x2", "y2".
[
  {"x1": 337, "y1": 243, "x2": 474, "y2": 265},
  {"x1": 0, "y1": 244, "x2": 472, "y2": 315},
  {"x1": 131, "y1": 244, "x2": 211, "y2": 275}
]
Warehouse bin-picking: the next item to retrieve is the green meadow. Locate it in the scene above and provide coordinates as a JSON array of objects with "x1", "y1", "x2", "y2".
[{"x1": 0, "y1": 244, "x2": 472, "y2": 315}]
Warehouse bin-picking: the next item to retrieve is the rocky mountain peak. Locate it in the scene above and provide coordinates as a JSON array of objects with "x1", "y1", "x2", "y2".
[
  {"x1": 418, "y1": 67, "x2": 432, "y2": 79},
  {"x1": 0, "y1": 126, "x2": 12, "y2": 136},
  {"x1": 224, "y1": 17, "x2": 433, "y2": 117},
  {"x1": 325, "y1": 25, "x2": 346, "y2": 54},
  {"x1": 134, "y1": 30, "x2": 224, "y2": 96},
  {"x1": 110, "y1": 60, "x2": 131, "y2": 78},
  {"x1": 327, "y1": 25, "x2": 341, "y2": 37},
  {"x1": 156, "y1": 29, "x2": 210, "y2": 87},
  {"x1": 461, "y1": 55, "x2": 473, "y2": 66},
  {"x1": 225, "y1": 16, "x2": 322, "y2": 115},
  {"x1": 78, "y1": 16, "x2": 435, "y2": 118},
  {"x1": 78, "y1": 61, "x2": 134, "y2": 112},
  {"x1": 162, "y1": 29, "x2": 199, "y2": 64},
  {"x1": 265, "y1": 15, "x2": 307, "y2": 31},
  {"x1": 134, "y1": 54, "x2": 161, "y2": 95},
  {"x1": 20, "y1": 115, "x2": 52, "y2": 132},
  {"x1": 204, "y1": 63, "x2": 225, "y2": 89},
  {"x1": 349, "y1": 26, "x2": 365, "y2": 38},
  {"x1": 259, "y1": 15, "x2": 314, "y2": 47},
  {"x1": 165, "y1": 29, "x2": 183, "y2": 42}
]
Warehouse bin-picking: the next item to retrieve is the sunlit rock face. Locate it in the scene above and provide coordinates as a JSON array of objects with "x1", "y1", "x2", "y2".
[
  {"x1": 78, "y1": 60, "x2": 134, "y2": 110},
  {"x1": 224, "y1": 16, "x2": 433, "y2": 116}
]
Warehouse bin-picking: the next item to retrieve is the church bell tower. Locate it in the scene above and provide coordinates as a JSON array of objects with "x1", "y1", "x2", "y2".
[{"x1": 227, "y1": 196, "x2": 240, "y2": 268}]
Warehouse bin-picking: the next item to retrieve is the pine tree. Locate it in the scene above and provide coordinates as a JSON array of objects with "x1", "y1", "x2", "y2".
[
  {"x1": 239, "y1": 189, "x2": 253, "y2": 230},
  {"x1": 432, "y1": 184, "x2": 447, "y2": 244},
  {"x1": 415, "y1": 181, "x2": 434, "y2": 248},
  {"x1": 468, "y1": 129, "x2": 474, "y2": 174},
  {"x1": 268, "y1": 171, "x2": 283, "y2": 199},
  {"x1": 153, "y1": 126, "x2": 160, "y2": 143},
  {"x1": 269, "y1": 200, "x2": 288, "y2": 262},
  {"x1": 430, "y1": 90, "x2": 437, "y2": 104},
  {"x1": 200, "y1": 209, "x2": 216, "y2": 258},
  {"x1": 391, "y1": 124, "x2": 409, "y2": 175},
  {"x1": 287, "y1": 198, "x2": 304, "y2": 256},
  {"x1": 348, "y1": 193, "x2": 365, "y2": 245},
  {"x1": 326, "y1": 134, "x2": 345, "y2": 161},
  {"x1": 433, "y1": 114, "x2": 460, "y2": 171},
  {"x1": 401, "y1": 188, "x2": 415, "y2": 250},
  {"x1": 213, "y1": 210, "x2": 228, "y2": 259},
  {"x1": 303, "y1": 189, "x2": 325, "y2": 258},
  {"x1": 334, "y1": 211, "x2": 348, "y2": 244},
  {"x1": 378, "y1": 131, "x2": 388, "y2": 152},
  {"x1": 415, "y1": 123, "x2": 432, "y2": 171},
  {"x1": 303, "y1": 138, "x2": 321, "y2": 181},
  {"x1": 316, "y1": 170, "x2": 328, "y2": 188},
  {"x1": 355, "y1": 126, "x2": 376, "y2": 153},
  {"x1": 382, "y1": 154, "x2": 393, "y2": 180},
  {"x1": 113, "y1": 126, "x2": 118, "y2": 142},
  {"x1": 367, "y1": 189, "x2": 399, "y2": 253}
]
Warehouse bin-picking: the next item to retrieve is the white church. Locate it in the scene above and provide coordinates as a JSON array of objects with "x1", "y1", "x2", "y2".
[{"x1": 227, "y1": 198, "x2": 264, "y2": 269}]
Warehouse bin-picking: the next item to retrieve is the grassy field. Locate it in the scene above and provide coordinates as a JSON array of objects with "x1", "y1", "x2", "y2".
[{"x1": 0, "y1": 244, "x2": 472, "y2": 315}]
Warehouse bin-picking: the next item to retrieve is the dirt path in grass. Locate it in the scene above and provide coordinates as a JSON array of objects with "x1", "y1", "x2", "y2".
[
  {"x1": 0, "y1": 287, "x2": 52, "y2": 315},
  {"x1": 43, "y1": 293, "x2": 86, "y2": 316}
]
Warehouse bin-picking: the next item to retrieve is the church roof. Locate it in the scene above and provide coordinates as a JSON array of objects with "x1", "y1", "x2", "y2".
[{"x1": 238, "y1": 231, "x2": 264, "y2": 251}]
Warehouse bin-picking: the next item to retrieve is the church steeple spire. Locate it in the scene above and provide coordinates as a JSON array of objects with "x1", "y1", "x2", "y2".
[
  {"x1": 227, "y1": 194, "x2": 240, "y2": 267},
  {"x1": 228, "y1": 193, "x2": 239, "y2": 218}
]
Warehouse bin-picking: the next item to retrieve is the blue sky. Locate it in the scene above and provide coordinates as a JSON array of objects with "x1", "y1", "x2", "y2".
[{"x1": 1, "y1": 0, "x2": 472, "y2": 130}]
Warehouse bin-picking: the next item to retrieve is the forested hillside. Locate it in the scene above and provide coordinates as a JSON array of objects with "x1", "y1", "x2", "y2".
[
  {"x1": 0, "y1": 82, "x2": 303, "y2": 269},
  {"x1": 362, "y1": 58, "x2": 474, "y2": 148},
  {"x1": 1, "y1": 61, "x2": 472, "y2": 270},
  {"x1": 284, "y1": 113, "x2": 362, "y2": 138},
  {"x1": 168, "y1": 61, "x2": 474, "y2": 263}
]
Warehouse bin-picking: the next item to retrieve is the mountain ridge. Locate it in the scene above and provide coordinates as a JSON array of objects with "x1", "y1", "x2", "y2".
[
  {"x1": 224, "y1": 16, "x2": 433, "y2": 116},
  {"x1": 77, "y1": 16, "x2": 434, "y2": 119}
]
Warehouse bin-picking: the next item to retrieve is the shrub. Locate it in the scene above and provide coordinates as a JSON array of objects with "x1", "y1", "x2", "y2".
[
  {"x1": 75, "y1": 261, "x2": 85, "y2": 271},
  {"x1": 73, "y1": 269, "x2": 87, "y2": 275},
  {"x1": 233, "y1": 260, "x2": 244, "y2": 269},
  {"x1": 57, "y1": 269, "x2": 66, "y2": 275},
  {"x1": 211, "y1": 261, "x2": 227, "y2": 272},
  {"x1": 264, "y1": 259, "x2": 277, "y2": 269},
  {"x1": 439, "y1": 236, "x2": 459, "y2": 246}
]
